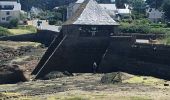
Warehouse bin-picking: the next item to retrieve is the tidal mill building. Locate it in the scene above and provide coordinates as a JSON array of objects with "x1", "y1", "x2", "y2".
[
  {"x1": 32, "y1": 0, "x2": 121, "y2": 78},
  {"x1": 32, "y1": 0, "x2": 170, "y2": 80}
]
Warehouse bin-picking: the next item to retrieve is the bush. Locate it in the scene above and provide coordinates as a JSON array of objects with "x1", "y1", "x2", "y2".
[
  {"x1": 150, "y1": 23, "x2": 166, "y2": 28},
  {"x1": 9, "y1": 18, "x2": 19, "y2": 28},
  {"x1": 167, "y1": 22, "x2": 170, "y2": 27},
  {"x1": 0, "y1": 26, "x2": 12, "y2": 36},
  {"x1": 149, "y1": 28, "x2": 167, "y2": 34},
  {"x1": 119, "y1": 24, "x2": 150, "y2": 34},
  {"x1": 48, "y1": 20, "x2": 56, "y2": 25}
]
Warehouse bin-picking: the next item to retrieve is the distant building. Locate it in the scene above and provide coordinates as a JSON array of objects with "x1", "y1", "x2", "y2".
[
  {"x1": 146, "y1": 8, "x2": 164, "y2": 23},
  {"x1": 67, "y1": 0, "x2": 131, "y2": 20},
  {"x1": 0, "y1": 0, "x2": 21, "y2": 23},
  {"x1": 117, "y1": 4, "x2": 131, "y2": 19}
]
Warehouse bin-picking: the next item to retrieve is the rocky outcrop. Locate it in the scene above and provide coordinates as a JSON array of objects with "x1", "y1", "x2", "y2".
[{"x1": 0, "y1": 65, "x2": 27, "y2": 84}]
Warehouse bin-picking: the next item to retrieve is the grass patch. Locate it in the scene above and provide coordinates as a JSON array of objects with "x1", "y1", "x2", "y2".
[
  {"x1": 0, "y1": 26, "x2": 12, "y2": 36},
  {"x1": 8, "y1": 25, "x2": 37, "y2": 35},
  {"x1": 0, "y1": 41, "x2": 41, "y2": 49},
  {"x1": 130, "y1": 96, "x2": 152, "y2": 100},
  {"x1": 123, "y1": 76, "x2": 164, "y2": 85},
  {"x1": 9, "y1": 29, "x2": 33, "y2": 35},
  {"x1": 63, "y1": 97, "x2": 88, "y2": 100}
]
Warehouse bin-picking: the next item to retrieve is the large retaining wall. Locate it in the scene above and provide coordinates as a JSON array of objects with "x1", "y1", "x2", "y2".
[
  {"x1": 34, "y1": 36, "x2": 134, "y2": 79},
  {"x1": 32, "y1": 32, "x2": 64, "y2": 75},
  {"x1": 35, "y1": 36, "x2": 112, "y2": 78},
  {"x1": 130, "y1": 43, "x2": 170, "y2": 66},
  {"x1": 99, "y1": 42, "x2": 170, "y2": 80}
]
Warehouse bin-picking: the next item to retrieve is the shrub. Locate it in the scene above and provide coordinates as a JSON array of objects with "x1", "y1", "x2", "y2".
[
  {"x1": 150, "y1": 23, "x2": 166, "y2": 28},
  {"x1": 149, "y1": 28, "x2": 167, "y2": 34},
  {"x1": 167, "y1": 22, "x2": 170, "y2": 27},
  {"x1": 9, "y1": 18, "x2": 19, "y2": 28},
  {"x1": 48, "y1": 20, "x2": 56, "y2": 25},
  {"x1": 119, "y1": 24, "x2": 150, "y2": 34},
  {"x1": 0, "y1": 26, "x2": 12, "y2": 36}
]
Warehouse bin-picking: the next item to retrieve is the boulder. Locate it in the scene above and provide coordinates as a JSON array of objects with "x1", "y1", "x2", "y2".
[
  {"x1": 43, "y1": 71, "x2": 73, "y2": 80},
  {"x1": 0, "y1": 65, "x2": 27, "y2": 84}
]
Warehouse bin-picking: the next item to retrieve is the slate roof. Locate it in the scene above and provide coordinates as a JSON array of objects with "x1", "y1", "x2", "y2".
[
  {"x1": 64, "y1": 0, "x2": 119, "y2": 25},
  {"x1": 76, "y1": 0, "x2": 85, "y2": 3}
]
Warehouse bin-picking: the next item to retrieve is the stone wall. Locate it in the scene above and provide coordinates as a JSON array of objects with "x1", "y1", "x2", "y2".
[
  {"x1": 32, "y1": 32, "x2": 64, "y2": 75},
  {"x1": 0, "y1": 30, "x2": 59, "y2": 46},
  {"x1": 35, "y1": 36, "x2": 111, "y2": 78},
  {"x1": 99, "y1": 42, "x2": 170, "y2": 80},
  {"x1": 34, "y1": 36, "x2": 134, "y2": 79}
]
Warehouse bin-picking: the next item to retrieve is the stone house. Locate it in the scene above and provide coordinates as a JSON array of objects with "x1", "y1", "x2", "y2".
[
  {"x1": 117, "y1": 4, "x2": 131, "y2": 19},
  {"x1": 146, "y1": 8, "x2": 164, "y2": 23},
  {"x1": 0, "y1": 0, "x2": 21, "y2": 23}
]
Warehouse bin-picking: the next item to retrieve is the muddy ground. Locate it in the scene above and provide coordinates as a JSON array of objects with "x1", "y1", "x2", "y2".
[{"x1": 0, "y1": 41, "x2": 170, "y2": 100}]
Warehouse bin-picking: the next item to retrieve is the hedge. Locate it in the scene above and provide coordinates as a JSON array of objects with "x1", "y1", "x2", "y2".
[{"x1": 119, "y1": 24, "x2": 167, "y2": 34}]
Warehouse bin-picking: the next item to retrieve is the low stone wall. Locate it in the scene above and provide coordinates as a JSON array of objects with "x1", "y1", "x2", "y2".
[{"x1": 0, "y1": 30, "x2": 59, "y2": 46}]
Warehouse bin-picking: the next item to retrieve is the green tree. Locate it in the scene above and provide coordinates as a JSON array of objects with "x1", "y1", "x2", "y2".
[
  {"x1": 127, "y1": 0, "x2": 146, "y2": 19},
  {"x1": 9, "y1": 18, "x2": 19, "y2": 28},
  {"x1": 146, "y1": 0, "x2": 163, "y2": 9},
  {"x1": 162, "y1": 0, "x2": 170, "y2": 20},
  {"x1": 115, "y1": 0, "x2": 128, "y2": 8}
]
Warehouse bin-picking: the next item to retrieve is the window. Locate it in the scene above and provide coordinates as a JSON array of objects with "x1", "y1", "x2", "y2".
[
  {"x1": 6, "y1": 11, "x2": 10, "y2": 15},
  {"x1": 79, "y1": 26, "x2": 98, "y2": 37},
  {"x1": 91, "y1": 27, "x2": 97, "y2": 36},
  {"x1": 0, "y1": 5, "x2": 2, "y2": 9},
  {"x1": 6, "y1": 16, "x2": 11, "y2": 21},
  {"x1": 2, "y1": 18, "x2": 6, "y2": 20},
  {"x1": 0, "y1": 5, "x2": 14, "y2": 10}
]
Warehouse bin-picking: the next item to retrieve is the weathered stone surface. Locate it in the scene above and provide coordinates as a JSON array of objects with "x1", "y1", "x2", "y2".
[
  {"x1": 43, "y1": 71, "x2": 72, "y2": 80},
  {"x1": 101, "y1": 72, "x2": 130, "y2": 84}
]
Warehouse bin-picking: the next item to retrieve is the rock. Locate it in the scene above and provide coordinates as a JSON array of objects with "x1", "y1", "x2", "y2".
[
  {"x1": 0, "y1": 65, "x2": 27, "y2": 84},
  {"x1": 43, "y1": 71, "x2": 71, "y2": 80},
  {"x1": 101, "y1": 72, "x2": 122, "y2": 84},
  {"x1": 164, "y1": 83, "x2": 169, "y2": 86}
]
